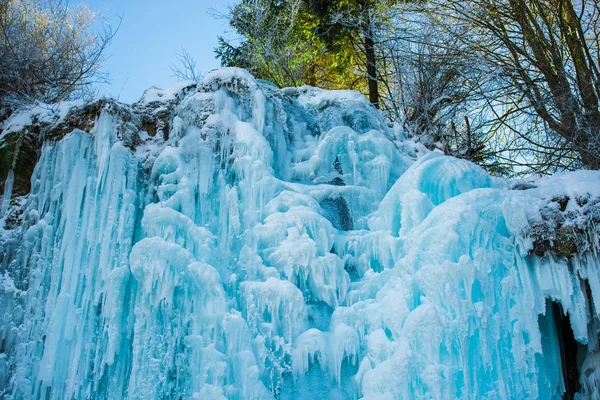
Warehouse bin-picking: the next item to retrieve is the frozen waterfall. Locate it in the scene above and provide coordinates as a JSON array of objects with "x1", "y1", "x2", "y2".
[{"x1": 1, "y1": 68, "x2": 599, "y2": 399}]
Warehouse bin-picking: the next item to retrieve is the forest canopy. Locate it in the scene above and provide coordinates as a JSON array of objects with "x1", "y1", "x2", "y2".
[{"x1": 216, "y1": 0, "x2": 600, "y2": 175}]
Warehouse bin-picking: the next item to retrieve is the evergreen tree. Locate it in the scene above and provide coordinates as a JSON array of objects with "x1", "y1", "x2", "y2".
[
  {"x1": 306, "y1": 0, "x2": 401, "y2": 108},
  {"x1": 215, "y1": 0, "x2": 398, "y2": 105}
]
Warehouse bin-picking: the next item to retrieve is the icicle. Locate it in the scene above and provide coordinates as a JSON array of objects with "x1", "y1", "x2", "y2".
[{"x1": 0, "y1": 169, "x2": 14, "y2": 218}]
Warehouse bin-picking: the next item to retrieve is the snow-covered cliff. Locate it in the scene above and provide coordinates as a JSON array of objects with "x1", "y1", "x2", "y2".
[{"x1": 1, "y1": 68, "x2": 599, "y2": 399}]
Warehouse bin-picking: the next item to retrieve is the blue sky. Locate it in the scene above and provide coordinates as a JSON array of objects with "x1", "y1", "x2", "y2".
[{"x1": 82, "y1": 0, "x2": 234, "y2": 103}]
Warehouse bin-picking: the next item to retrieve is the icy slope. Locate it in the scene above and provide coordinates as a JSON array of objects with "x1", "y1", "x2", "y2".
[{"x1": 1, "y1": 68, "x2": 599, "y2": 399}]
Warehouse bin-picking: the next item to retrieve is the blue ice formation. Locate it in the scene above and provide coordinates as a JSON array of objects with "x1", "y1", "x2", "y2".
[{"x1": 1, "y1": 67, "x2": 599, "y2": 399}]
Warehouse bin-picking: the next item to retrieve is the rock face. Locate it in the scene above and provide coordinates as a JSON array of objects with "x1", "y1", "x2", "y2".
[{"x1": 1, "y1": 68, "x2": 600, "y2": 399}]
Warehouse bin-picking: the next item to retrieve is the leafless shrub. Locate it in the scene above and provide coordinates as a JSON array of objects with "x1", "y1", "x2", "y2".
[{"x1": 0, "y1": 0, "x2": 117, "y2": 117}]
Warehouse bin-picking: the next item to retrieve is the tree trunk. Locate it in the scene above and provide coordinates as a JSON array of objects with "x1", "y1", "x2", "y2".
[
  {"x1": 580, "y1": 151, "x2": 600, "y2": 170},
  {"x1": 363, "y1": 12, "x2": 379, "y2": 109},
  {"x1": 575, "y1": 130, "x2": 600, "y2": 169},
  {"x1": 308, "y1": 62, "x2": 317, "y2": 87}
]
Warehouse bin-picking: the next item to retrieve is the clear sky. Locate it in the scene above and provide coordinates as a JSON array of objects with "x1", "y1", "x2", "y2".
[{"x1": 82, "y1": 0, "x2": 233, "y2": 103}]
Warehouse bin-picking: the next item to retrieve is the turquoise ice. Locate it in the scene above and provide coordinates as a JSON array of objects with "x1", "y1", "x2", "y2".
[{"x1": 1, "y1": 68, "x2": 599, "y2": 399}]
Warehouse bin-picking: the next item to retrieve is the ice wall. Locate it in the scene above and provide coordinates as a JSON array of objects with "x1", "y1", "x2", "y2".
[{"x1": 1, "y1": 68, "x2": 599, "y2": 399}]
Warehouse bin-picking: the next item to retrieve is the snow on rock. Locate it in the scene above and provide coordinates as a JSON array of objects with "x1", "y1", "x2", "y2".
[{"x1": 1, "y1": 67, "x2": 600, "y2": 399}]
